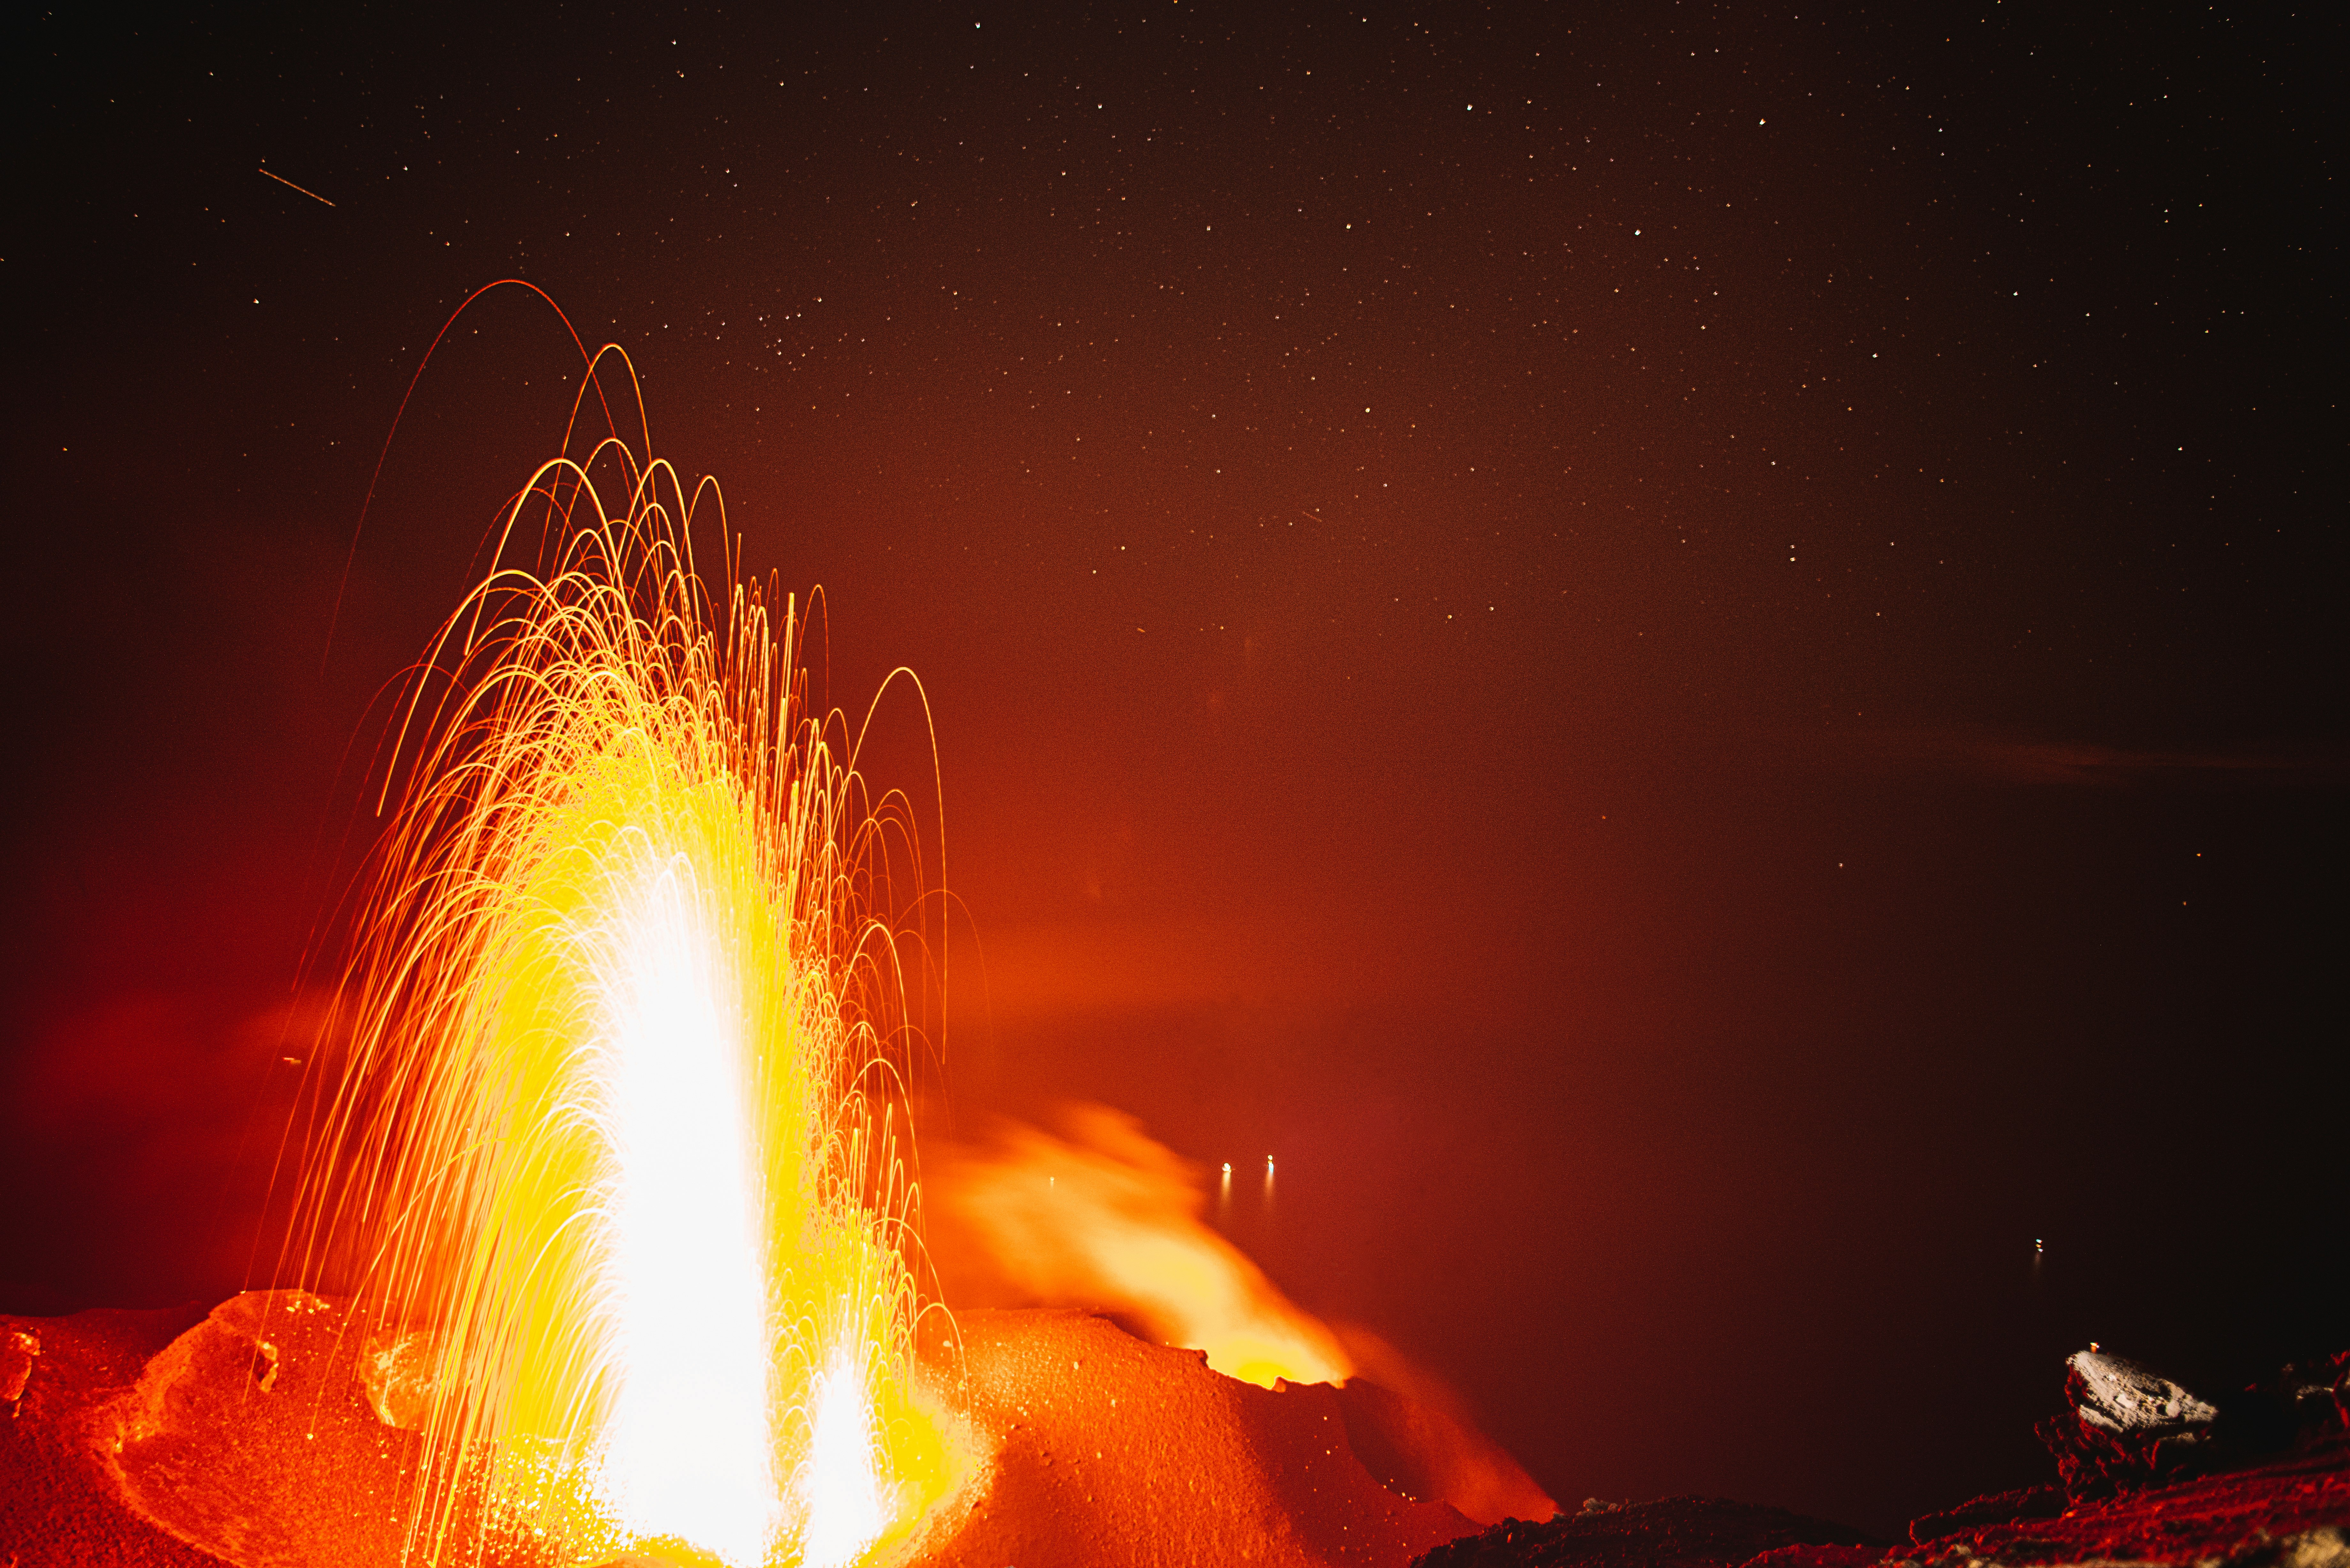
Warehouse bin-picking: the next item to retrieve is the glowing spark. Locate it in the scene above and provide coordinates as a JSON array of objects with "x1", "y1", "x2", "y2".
[
  {"x1": 290, "y1": 356, "x2": 964, "y2": 1566},
  {"x1": 257, "y1": 166, "x2": 336, "y2": 205}
]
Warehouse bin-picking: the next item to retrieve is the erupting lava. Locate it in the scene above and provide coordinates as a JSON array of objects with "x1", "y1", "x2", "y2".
[
  {"x1": 284, "y1": 346, "x2": 959, "y2": 1566},
  {"x1": 932, "y1": 1105, "x2": 1353, "y2": 1391}
]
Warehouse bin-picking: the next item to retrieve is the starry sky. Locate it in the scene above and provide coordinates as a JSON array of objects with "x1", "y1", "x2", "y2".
[{"x1": 4, "y1": 1, "x2": 2339, "y2": 1537}]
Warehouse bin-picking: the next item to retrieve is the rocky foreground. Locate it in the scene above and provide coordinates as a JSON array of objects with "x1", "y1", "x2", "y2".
[
  {"x1": 1417, "y1": 1463, "x2": 2349, "y2": 1568},
  {"x1": 1417, "y1": 1349, "x2": 2350, "y2": 1568},
  {"x1": 2, "y1": 1295, "x2": 2342, "y2": 1568}
]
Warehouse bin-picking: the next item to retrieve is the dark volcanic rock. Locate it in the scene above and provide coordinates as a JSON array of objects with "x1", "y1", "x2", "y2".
[
  {"x1": 2037, "y1": 1347, "x2": 2350, "y2": 1502},
  {"x1": 1896, "y1": 1438, "x2": 2350, "y2": 1566},
  {"x1": 1410, "y1": 1496, "x2": 1882, "y2": 1568},
  {"x1": 2035, "y1": 1350, "x2": 2221, "y2": 1498},
  {"x1": 2247, "y1": 1352, "x2": 2350, "y2": 1454},
  {"x1": 1740, "y1": 1548, "x2": 1883, "y2": 1568},
  {"x1": 1416, "y1": 1442, "x2": 2350, "y2": 1568},
  {"x1": 1907, "y1": 1486, "x2": 2067, "y2": 1548}
]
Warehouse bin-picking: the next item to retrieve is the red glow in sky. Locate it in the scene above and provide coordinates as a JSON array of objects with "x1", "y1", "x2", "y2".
[{"x1": 2, "y1": 4, "x2": 2337, "y2": 1540}]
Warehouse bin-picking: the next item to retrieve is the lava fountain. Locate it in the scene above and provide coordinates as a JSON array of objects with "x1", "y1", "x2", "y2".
[{"x1": 284, "y1": 355, "x2": 958, "y2": 1566}]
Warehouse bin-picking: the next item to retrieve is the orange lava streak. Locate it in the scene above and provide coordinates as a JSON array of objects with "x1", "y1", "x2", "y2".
[{"x1": 286, "y1": 348, "x2": 962, "y2": 1564}]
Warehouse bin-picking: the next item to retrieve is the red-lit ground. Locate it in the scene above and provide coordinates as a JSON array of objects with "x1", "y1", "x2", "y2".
[
  {"x1": 6, "y1": 1295, "x2": 2346, "y2": 1568},
  {"x1": 1, "y1": 1294, "x2": 1471, "y2": 1567},
  {"x1": 916, "y1": 1308, "x2": 1471, "y2": 1566}
]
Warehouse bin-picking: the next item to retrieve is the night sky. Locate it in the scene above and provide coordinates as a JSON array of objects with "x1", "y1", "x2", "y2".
[{"x1": 4, "y1": 1, "x2": 2339, "y2": 1540}]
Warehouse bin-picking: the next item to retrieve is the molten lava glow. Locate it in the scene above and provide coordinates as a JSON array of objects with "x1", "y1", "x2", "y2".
[
  {"x1": 800, "y1": 1348, "x2": 884, "y2": 1568},
  {"x1": 292, "y1": 375, "x2": 959, "y2": 1566},
  {"x1": 936, "y1": 1105, "x2": 1353, "y2": 1390},
  {"x1": 596, "y1": 869, "x2": 777, "y2": 1563}
]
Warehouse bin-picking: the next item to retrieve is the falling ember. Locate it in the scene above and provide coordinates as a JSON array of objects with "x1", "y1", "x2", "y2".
[{"x1": 286, "y1": 351, "x2": 960, "y2": 1565}]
